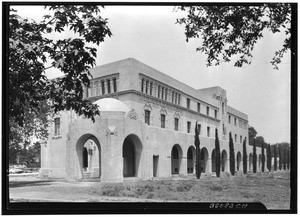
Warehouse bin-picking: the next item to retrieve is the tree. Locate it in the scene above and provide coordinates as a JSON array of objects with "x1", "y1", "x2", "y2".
[
  {"x1": 176, "y1": 4, "x2": 291, "y2": 69},
  {"x1": 229, "y1": 132, "x2": 235, "y2": 176},
  {"x1": 242, "y1": 138, "x2": 247, "y2": 174},
  {"x1": 274, "y1": 145, "x2": 277, "y2": 171},
  {"x1": 278, "y1": 144, "x2": 282, "y2": 170},
  {"x1": 267, "y1": 144, "x2": 271, "y2": 172},
  {"x1": 8, "y1": 5, "x2": 112, "y2": 131},
  {"x1": 194, "y1": 121, "x2": 201, "y2": 179},
  {"x1": 253, "y1": 139, "x2": 257, "y2": 173},
  {"x1": 287, "y1": 147, "x2": 290, "y2": 170},
  {"x1": 215, "y1": 128, "x2": 221, "y2": 177},
  {"x1": 283, "y1": 147, "x2": 287, "y2": 170},
  {"x1": 248, "y1": 126, "x2": 257, "y2": 146}
]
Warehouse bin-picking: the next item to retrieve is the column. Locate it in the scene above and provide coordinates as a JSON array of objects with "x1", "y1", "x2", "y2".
[{"x1": 207, "y1": 157, "x2": 212, "y2": 174}]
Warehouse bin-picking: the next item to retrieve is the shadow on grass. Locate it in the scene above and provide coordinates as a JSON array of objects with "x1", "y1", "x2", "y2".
[{"x1": 9, "y1": 180, "x2": 53, "y2": 188}]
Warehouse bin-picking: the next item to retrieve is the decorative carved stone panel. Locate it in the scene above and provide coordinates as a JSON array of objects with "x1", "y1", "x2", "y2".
[
  {"x1": 128, "y1": 109, "x2": 138, "y2": 120},
  {"x1": 143, "y1": 102, "x2": 152, "y2": 111}
]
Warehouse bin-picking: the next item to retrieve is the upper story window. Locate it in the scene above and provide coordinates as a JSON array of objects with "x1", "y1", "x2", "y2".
[
  {"x1": 206, "y1": 106, "x2": 209, "y2": 116},
  {"x1": 186, "y1": 98, "x2": 190, "y2": 109},
  {"x1": 101, "y1": 80, "x2": 105, "y2": 95},
  {"x1": 187, "y1": 121, "x2": 191, "y2": 133},
  {"x1": 197, "y1": 124, "x2": 201, "y2": 135},
  {"x1": 240, "y1": 135, "x2": 242, "y2": 143},
  {"x1": 107, "y1": 79, "x2": 111, "y2": 94},
  {"x1": 161, "y1": 87, "x2": 164, "y2": 99},
  {"x1": 161, "y1": 114, "x2": 166, "y2": 129},
  {"x1": 234, "y1": 118, "x2": 237, "y2": 126},
  {"x1": 178, "y1": 94, "x2": 181, "y2": 105},
  {"x1": 150, "y1": 82, "x2": 153, "y2": 95},
  {"x1": 54, "y1": 118, "x2": 60, "y2": 135},
  {"x1": 145, "y1": 110, "x2": 151, "y2": 125},
  {"x1": 95, "y1": 81, "x2": 100, "y2": 95},
  {"x1": 222, "y1": 102, "x2": 225, "y2": 114},
  {"x1": 228, "y1": 115, "x2": 231, "y2": 124},
  {"x1": 145, "y1": 80, "x2": 149, "y2": 94},
  {"x1": 172, "y1": 91, "x2": 175, "y2": 103},
  {"x1": 158, "y1": 85, "x2": 161, "y2": 98},
  {"x1": 235, "y1": 134, "x2": 237, "y2": 142},
  {"x1": 197, "y1": 102, "x2": 200, "y2": 113},
  {"x1": 223, "y1": 124, "x2": 226, "y2": 135},
  {"x1": 141, "y1": 78, "x2": 144, "y2": 92},
  {"x1": 165, "y1": 88, "x2": 168, "y2": 100},
  {"x1": 113, "y1": 78, "x2": 117, "y2": 92},
  {"x1": 214, "y1": 110, "x2": 217, "y2": 119},
  {"x1": 207, "y1": 127, "x2": 210, "y2": 137},
  {"x1": 174, "y1": 118, "x2": 179, "y2": 131},
  {"x1": 175, "y1": 93, "x2": 178, "y2": 104}
]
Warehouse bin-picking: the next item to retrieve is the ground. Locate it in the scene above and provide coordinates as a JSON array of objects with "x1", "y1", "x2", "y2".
[{"x1": 9, "y1": 170, "x2": 290, "y2": 210}]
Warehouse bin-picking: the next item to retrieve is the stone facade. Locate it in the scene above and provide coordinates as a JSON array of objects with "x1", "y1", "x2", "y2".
[{"x1": 39, "y1": 58, "x2": 264, "y2": 182}]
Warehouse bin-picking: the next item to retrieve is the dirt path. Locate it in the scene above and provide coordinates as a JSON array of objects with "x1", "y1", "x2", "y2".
[{"x1": 9, "y1": 170, "x2": 291, "y2": 209}]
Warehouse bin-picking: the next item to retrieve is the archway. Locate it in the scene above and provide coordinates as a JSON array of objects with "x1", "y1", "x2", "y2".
[
  {"x1": 221, "y1": 150, "x2": 227, "y2": 172},
  {"x1": 187, "y1": 146, "x2": 196, "y2": 174},
  {"x1": 76, "y1": 134, "x2": 101, "y2": 179},
  {"x1": 212, "y1": 149, "x2": 216, "y2": 172},
  {"x1": 123, "y1": 134, "x2": 143, "y2": 177},
  {"x1": 200, "y1": 147, "x2": 208, "y2": 173},
  {"x1": 171, "y1": 144, "x2": 183, "y2": 174},
  {"x1": 249, "y1": 153, "x2": 253, "y2": 172},
  {"x1": 237, "y1": 152, "x2": 242, "y2": 171}
]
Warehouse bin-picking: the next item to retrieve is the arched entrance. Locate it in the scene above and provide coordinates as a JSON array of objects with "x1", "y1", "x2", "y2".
[
  {"x1": 237, "y1": 152, "x2": 242, "y2": 171},
  {"x1": 171, "y1": 144, "x2": 183, "y2": 174},
  {"x1": 76, "y1": 134, "x2": 101, "y2": 179},
  {"x1": 200, "y1": 147, "x2": 208, "y2": 173},
  {"x1": 123, "y1": 134, "x2": 142, "y2": 177},
  {"x1": 221, "y1": 150, "x2": 227, "y2": 172},
  {"x1": 249, "y1": 153, "x2": 253, "y2": 172},
  {"x1": 212, "y1": 149, "x2": 216, "y2": 172},
  {"x1": 187, "y1": 146, "x2": 196, "y2": 174}
]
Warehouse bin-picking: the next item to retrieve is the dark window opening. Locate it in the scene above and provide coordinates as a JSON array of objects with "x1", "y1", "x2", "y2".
[
  {"x1": 145, "y1": 110, "x2": 150, "y2": 125},
  {"x1": 101, "y1": 80, "x2": 105, "y2": 95},
  {"x1": 161, "y1": 114, "x2": 166, "y2": 129},
  {"x1": 174, "y1": 118, "x2": 179, "y2": 131},
  {"x1": 113, "y1": 78, "x2": 117, "y2": 92},
  {"x1": 187, "y1": 121, "x2": 191, "y2": 133}
]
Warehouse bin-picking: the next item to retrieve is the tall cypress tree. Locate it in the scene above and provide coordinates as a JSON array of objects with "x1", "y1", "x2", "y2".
[
  {"x1": 267, "y1": 144, "x2": 271, "y2": 172},
  {"x1": 261, "y1": 142, "x2": 265, "y2": 172},
  {"x1": 287, "y1": 147, "x2": 290, "y2": 170},
  {"x1": 215, "y1": 128, "x2": 221, "y2": 177},
  {"x1": 283, "y1": 147, "x2": 286, "y2": 170},
  {"x1": 194, "y1": 121, "x2": 201, "y2": 179},
  {"x1": 278, "y1": 144, "x2": 282, "y2": 170},
  {"x1": 243, "y1": 138, "x2": 247, "y2": 174},
  {"x1": 274, "y1": 145, "x2": 277, "y2": 171},
  {"x1": 253, "y1": 139, "x2": 257, "y2": 173},
  {"x1": 229, "y1": 132, "x2": 235, "y2": 176}
]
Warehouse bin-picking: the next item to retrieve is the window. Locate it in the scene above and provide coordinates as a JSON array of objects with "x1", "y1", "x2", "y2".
[
  {"x1": 197, "y1": 124, "x2": 201, "y2": 135},
  {"x1": 175, "y1": 93, "x2": 178, "y2": 104},
  {"x1": 206, "y1": 106, "x2": 209, "y2": 116},
  {"x1": 95, "y1": 81, "x2": 100, "y2": 96},
  {"x1": 228, "y1": 115, "x2": 231, "y2": 124},
  {"x1": 161, "y1": 87, "x2": 164, "y2": 99},
  {"x1": 172, "y1": 91, "x2": 174, "y2": 103},
  {"x1": 178, "y1": 94, "x2": 181, "y2": 105},
  {"x1": 222, "y1": 102, "x2": 224, "y2": 114},
  {"x1": 165, "y1": 88, "x2": 168, "y2": 100},
  {"x1": 174, "y1": 118, "x2": 179, "y2": 131},
  {"x1": 161, "y1": 114, "x2": 166, "y2": 129},
  {"x1": 187, "y1": 98, "x2": 190, "y2": 109},
  {"x1": 240, "y1": 135, "x2": 242, "y2": 143},
  {"x1": 223, "y1": 124, "x2": 226, "y2": 135},
  {"x1": 207, "y1": 127, "x2": 210, "y2": 137},
  {"x1": 141, "y1": 78, "x2": 144, "y2": 92},
  {"x1": 187, "y1": 121, "x2": 191, "y2": 133},
  {"x1": 145, "y1": 80, "x2": 149, "y2": 94},
  {"x1": 54, "y1": 118, "x2": 60, "y2": 135},
  {"x1": 235, "y1": 134, "x2": 237, "y2": 142},
  {"x1": 150, "y1": 82, "x2": 153, "y2": 95},
  {"x1": 113, "y1": 78, "x2": 117, "y2": 92},
  {"x1": 234, "y1": 118, "x2": 237, "y2": 126},
  {"x1": 158, "y1": 85, "x2": 161, "y2": 98},
  {"x1": 145, "y1": 110, "x2": 150, "y2": 125},
  {"x1": 101, "y1": 80, "x2": 105, "y2": 95},
  {"x1": 197, "y1": 102, "x2": 200, "y2": 113},
  {"x1": 107, "y1": 79, "x2": 111, "y2": 93},
  {"x1": 215, "y1": 110, "x2": 217, "y2": 119}
]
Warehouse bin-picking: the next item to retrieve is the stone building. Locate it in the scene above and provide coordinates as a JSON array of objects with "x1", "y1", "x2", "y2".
[{"x1": 39, "y1": 58, "x2": 263, "y2": 182}]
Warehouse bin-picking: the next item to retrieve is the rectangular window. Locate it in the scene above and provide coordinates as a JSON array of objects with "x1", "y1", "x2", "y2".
[
  {"x1": 145, "y1": 80, "x2": 149, "y2": 94},
  {"x1": 206, "y1": 106, "x2": 209, "y2": 116},
  {"x1": 223, "y1": 124, "x2": 226, "y2": 135},
  {"x1": 197, "y1": 124, "x2": 201, "y2": 135},
  {"x1": 101, "y1": 80, "x2": 105, "y2": 95},
  {"x1": 141, "y1": 78, "x2": 144, "y2": 92},
  {"x1": 234, "y1": 118, "x2": 237, "y2": 126},
  {"x1": 186, "y1": 98, "x2": 190, "y2": 109},
  {"x1": 178, "y1": 94, "x2": 181, "y2": 105},
  {"x1": 222, "y1": 102, "x2": 224, "y2": 114},
  {"x1": 228, "y1": 115, "x2": 231, "y2": 124},
  {"x1": 158, "y1": 85, "x2": 161, "y2": 98},
  {"x1": 145, "y1": 110, "x2": 150, "y2": 125},
  {"x1": 174, "y1": 118, "x2": 179, "y2": 131},
  {"x1": 95, "y1": 81, "x2": 100, "y2": 96},
  {"x1": 175, "y1": 93, "x2": 178, "y2": 104},
  {"x1": 113, "y1": 78, "x2": 117, "y2": 93},
  {"x1": 240, "y1": 135, "x2": 242, "y2": 143},
  {"x1": 161, "y1": 114, "x2": 166, "y2": 129},
  {"x1": 54, "y1": 118, "x2": 60, "y2": 135},
  {"x1": 107, "y1": 79, "x2": 111, "y2": 94},
  {"x1": 161, "y1": 87, "x2": 164, "y2": 99},
  {"x1": 235, "y1": 134, "x2": 237, "y2": 142},
  {"x1": 165, "y1": 88, "x2": 168, "y2": 100},
  {"x1": 150, "y1": 82, "x2": 153, "y2": 96},
  {"x1": 215, "y1": 110, "x2": 217, "y2": 119},
  {"x1": 187, "y1": 121, "x2": 191, "y2": 133},
  {"x1": 197, "y1": 102, "x2": 200, "y2": 113},
  {"x1": 207, "y1": 127, "x2": 210, "y2": 137},
  {"x1": 172, "y1": 91, "x2": 174, "y2": 103}
]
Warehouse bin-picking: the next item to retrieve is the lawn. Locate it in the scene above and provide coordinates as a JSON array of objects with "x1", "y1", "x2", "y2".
[{"x1": 9, "y1": 170, "x2": 290, "y2": 209}]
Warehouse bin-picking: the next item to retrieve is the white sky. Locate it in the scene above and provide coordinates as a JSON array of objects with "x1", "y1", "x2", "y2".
[{"x1": 13, "y1": 5, "x2": 291, "y2": 144}]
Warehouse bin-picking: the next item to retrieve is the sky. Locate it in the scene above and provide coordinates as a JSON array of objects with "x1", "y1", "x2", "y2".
[{"x1": 13, "y1": 5, "x2": 291, "y2": 144}]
